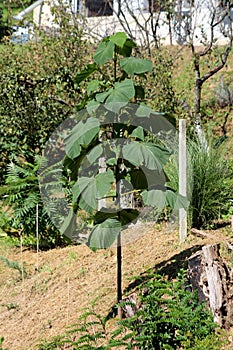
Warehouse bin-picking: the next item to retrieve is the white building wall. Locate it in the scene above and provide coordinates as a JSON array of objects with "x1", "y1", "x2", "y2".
[{"x1": 32, "y1": 0, "x2": 232, "y2": 45}]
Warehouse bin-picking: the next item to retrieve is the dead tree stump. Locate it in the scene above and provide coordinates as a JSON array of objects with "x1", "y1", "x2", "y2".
[{"x1": 188, "y1": 243, "x2": 233, "y2": 328}]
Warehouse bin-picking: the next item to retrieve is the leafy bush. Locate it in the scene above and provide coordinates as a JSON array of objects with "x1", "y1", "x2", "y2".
[
  {"x1": 0, "y1": 6, "x2": 12, "y2": 42},
  {"x1": 0, "y1": 157, "x2": 67, "y2": 249},
  {"x1": 125, "y1": 271, "x2": 220, "y2": 350},
  {"x1": 0, "y1": 13, "x2": 88, "y2": 184}
]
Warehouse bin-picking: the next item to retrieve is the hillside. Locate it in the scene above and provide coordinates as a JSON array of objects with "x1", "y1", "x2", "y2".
[{"x1": 0, "y1": 224, "x2": 232, "y2": 350}]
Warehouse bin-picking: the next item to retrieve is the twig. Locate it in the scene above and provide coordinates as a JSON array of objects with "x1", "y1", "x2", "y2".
[{"x1": 190, "y1": 228, "x2": 213, "y2": 239}]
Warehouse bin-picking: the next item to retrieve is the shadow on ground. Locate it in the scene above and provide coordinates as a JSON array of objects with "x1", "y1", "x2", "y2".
[{"x1": 106, "y1": 244, "x2": 204, "y2": 319}]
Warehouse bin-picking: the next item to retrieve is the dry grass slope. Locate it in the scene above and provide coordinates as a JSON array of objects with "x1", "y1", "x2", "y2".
[{"x1": 0, "y1": 224, "x2": 232, "y2": 350}]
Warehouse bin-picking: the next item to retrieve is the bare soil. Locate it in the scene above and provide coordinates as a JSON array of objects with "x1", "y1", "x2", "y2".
[{"x1": 0, "y1": 224, "x2": 232, "y2": 350}]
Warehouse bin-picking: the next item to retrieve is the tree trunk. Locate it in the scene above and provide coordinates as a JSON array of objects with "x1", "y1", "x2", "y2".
[{"x1": 188, "y1": 243, "x2": 233, "y2": 328}]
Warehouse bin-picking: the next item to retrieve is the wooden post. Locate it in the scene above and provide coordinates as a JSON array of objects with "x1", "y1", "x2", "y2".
[{"x1": 179, "y1": 119, "x2": 187, "y2": 243}]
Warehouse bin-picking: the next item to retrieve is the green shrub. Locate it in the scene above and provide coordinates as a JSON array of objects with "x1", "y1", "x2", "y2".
[
  {"x1": 188, "y1": 139, "x2": 233, "y2": 228},
  {"x1": 0, "y1": 13, "x2": 88, "y2": 184},
  {"x1": 165, "y1": 137, "x2": 233, "y2": 229},
  {"x1": 0, "y1": 157, "x2": 67, "y2": 249},
  {"x1": 125, "y1": 271, "x2": 220, "y2": 350}
]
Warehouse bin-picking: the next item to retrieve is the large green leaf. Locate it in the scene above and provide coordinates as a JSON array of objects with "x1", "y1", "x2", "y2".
[
  {"x1": 72, "y1": 170, "x2": 114, "y2": 213},
  {"x1": 95, "y1": 79, "x2": 135, "y2": 112},
  {"x1": 142, "y1": 189, "x2": 166, "y2": 208},
  {"x1": 129, "y1": 169, "x2": 148, "y2": 189},
  {"x1": 65, "y1": 117, "x2": 100, "y2": 159},
  {"x1": 110, "y1": 32, "x2": 128, "y2": 47},
  {"x1": 165, "y1": 190, "x2": 189, "y2": 209},
  {"x1": 142, "y1": 189, "x2": 189, "y2": 209},
  {"x1": 94, "y1": 210, "x2": 118, "y2": 224},
  {"x1": 94, "y1": 40, "x2": 115, "y2": 65},
  {"x1": 122, "y1": 142, "x2": 170, "y2": 170},
  {"x1": 87, "y1": 218, "x2": 121, "y2": 250},
  {"x1": 135, "y1": 104, "x2": 153, "y2": 117},
  {"x1": 60, "y1": 209, "x2": 76, "y2": 240},
  {"x1": 75, "y1": 63, "x2": 98, "y2": 84},
  {"x1": 120, "y1": 57, "x2": 153, "y2": 76}
]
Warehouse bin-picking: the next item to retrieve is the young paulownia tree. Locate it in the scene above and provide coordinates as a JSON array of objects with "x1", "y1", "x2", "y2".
[{"x1": 41, "y1": 33, "x2": 188, "y2": 317}]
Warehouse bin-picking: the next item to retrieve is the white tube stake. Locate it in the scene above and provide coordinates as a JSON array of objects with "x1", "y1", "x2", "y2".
[
  {"x1": 179, "y1": 119, "x2": 187, "y2": 243},
  {"x1": 36, "y1": 204, "x2": 39, "y2": 271}
]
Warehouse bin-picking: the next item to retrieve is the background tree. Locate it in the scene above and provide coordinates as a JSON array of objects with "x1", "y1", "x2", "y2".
[
  {"x1": 0, "y1": 12, "x2": 88, "y2": 183},
  {"x1": 173, "y1": 0, "x2": 233, "y2": 142}
]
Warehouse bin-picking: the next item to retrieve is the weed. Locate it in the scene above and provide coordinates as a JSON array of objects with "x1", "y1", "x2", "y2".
[
  {"x1": 1, "y1": 303, "x2": 19, "y2": 311},
  {"x1": 0, "y1": 337, "x2": 8, "y2": 350},
  {"x1": 0, "y1": 255, "x2": 27, "y2": 279},
  {"x1": 69, "y1": 251, "x2": 78, "y2": 261}
]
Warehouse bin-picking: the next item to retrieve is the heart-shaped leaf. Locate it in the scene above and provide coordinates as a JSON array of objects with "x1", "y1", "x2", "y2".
[
  {"x1": 120, "y1": 57, "x2": 153, "y2": 76},
  {"x1": 87, "y1": 218, "x2": 121, "y2": 249},
  {"x1": 123, "y1": 142, "x2": 170, "y2": 170},
  {"x1": 95, "y1": 79, "x2": 135, "y2": 112},
  {"x1": 131, "y1": 126, "x2": 144, "y2": 140},
  {"x1": 94, "y1": 40, "x2": 115, "y2": 65},
  {"x1": 110, "y1": 32, "x2": 128, "y2": 47},
  {"x1": 72, "y1": 170, "x2": 114, "y2": 213}
]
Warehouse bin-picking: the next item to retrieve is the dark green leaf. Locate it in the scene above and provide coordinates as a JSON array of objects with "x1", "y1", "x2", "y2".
[
  {"x1": 135, "y1": 85, "x2": 145, "y2": 99},
  {"x1": 122, "y1": 142, "x2": 170, "y2": 170},
  {"x1": 65, "y1": 117, "x2": 100, "y2": 159},
  {"x1": 94, "y1": 210, "x2": 118, "y2": 224},
  {"x1": 120, "y1": 57, "x2": 153, "y2": 76},
  {"x1": 72, "y1": 170, "x2": 114, "y2": 213},
  {"x1": 75, "y1": 63, "x2": 98, "y2": 84},
  {"x1": 94, "y1": 40, "x2": 115, "y2": 65},
  {"x1": 117, "y1": 38, "x2": 136, "y2": 57},
  {"x1": 87, "y1": 218, "x2": 121, "y2": 249},
  {"x1": 119, "y1": 209, "x2": 139, "y2": 225},
  {"x1": 129, "y1": 169, "x2": 148, "y2": 189}
]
